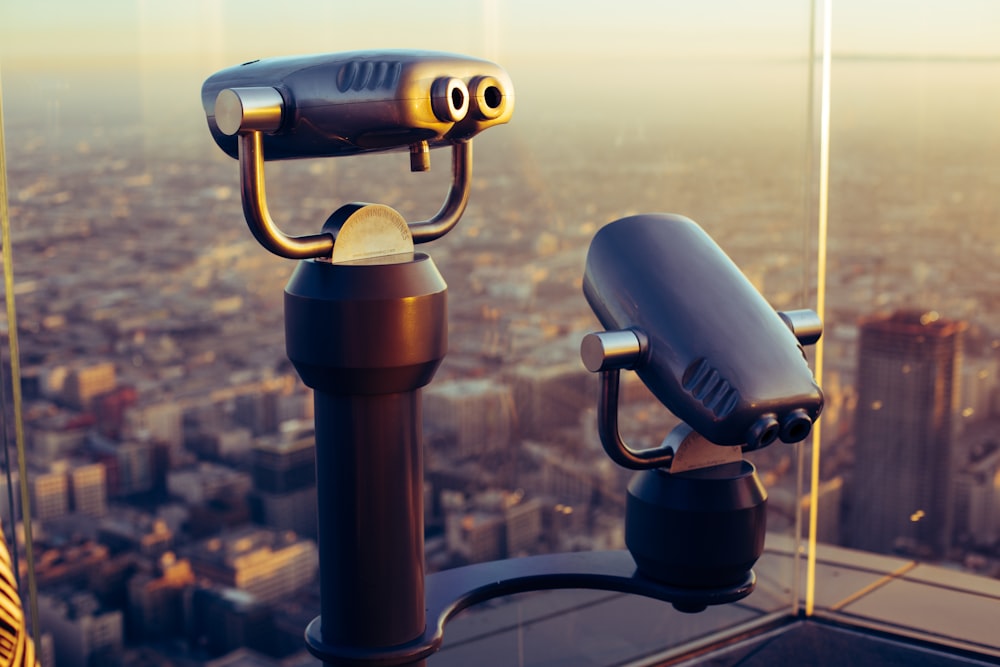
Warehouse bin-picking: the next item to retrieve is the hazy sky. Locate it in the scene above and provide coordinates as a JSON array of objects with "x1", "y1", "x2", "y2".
[{"x1": 1, "y1": 0, "x2": 998, "y2": 72}]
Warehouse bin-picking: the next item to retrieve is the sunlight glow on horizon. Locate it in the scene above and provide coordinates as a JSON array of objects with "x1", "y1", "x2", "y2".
[{"x1": 1, "y1": 0, "x2": 998, "y2": 75}]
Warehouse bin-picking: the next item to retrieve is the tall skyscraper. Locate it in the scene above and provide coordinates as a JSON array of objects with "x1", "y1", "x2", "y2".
[{"x1": 845, "y1": 310, "x2": 966, "y2": 558}]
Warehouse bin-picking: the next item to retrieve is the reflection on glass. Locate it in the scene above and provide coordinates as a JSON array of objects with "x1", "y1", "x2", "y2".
[
  {"x1": 798, "y1": 3, "x2": 1000, "y2": 656},
  {"x1": 820, "y1": 51, "x2": 1000, "y2": 562}
]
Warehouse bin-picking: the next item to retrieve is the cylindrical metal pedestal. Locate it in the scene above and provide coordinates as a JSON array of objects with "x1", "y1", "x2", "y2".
[
  {"x1": 285, "y1": 254, "x2": 447, "y2": 666},
  {"x1": 314, "y1": 391, "x2": 425, "y2": 648}
]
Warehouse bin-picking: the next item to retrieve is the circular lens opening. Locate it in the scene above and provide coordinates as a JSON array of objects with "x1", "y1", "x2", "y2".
[
  {"x1": 451, "y1": 86, "x2": 466, "y2": 113},
  {"x1": 786, "y1": 421, "x2": 810, "y2": 442},
  {"x1": 779, "y1": 409, "x2": 813, "y2": 443},
  {"x1": 431, "y1": 77, "x2": 468, "y2": 122},
  {"x1": 746, "y1": 414, "x2": 781, "y2": 450},
  {"x1": 484, "y1": 85, "x2": 503, "y2": 109}
]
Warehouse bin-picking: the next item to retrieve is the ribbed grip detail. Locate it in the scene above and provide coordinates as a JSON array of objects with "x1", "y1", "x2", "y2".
[
  {"x1": 336, "y1": 60, "x2": 403, "y2": 92},
  {"x1": 682, "y1": 357, "x2": 739, "y2": 418}
]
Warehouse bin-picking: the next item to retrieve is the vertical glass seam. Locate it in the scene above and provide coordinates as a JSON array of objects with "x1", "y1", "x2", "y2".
[
  {"x1": 805, "y1": 0, "x2": 833, "y2": 618},
  {"x1": 793, "y1": 0, "x2": 820, "y2": 618},
  {"x1": 0, "y1": 65, "x2": 41, "y2": 649}
]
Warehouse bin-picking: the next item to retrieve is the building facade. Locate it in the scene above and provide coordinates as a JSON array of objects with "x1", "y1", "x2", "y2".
[
  {"x1": 845, "y1": 310, "x2": 966, "y2": 558},
  {"x1": 185, "y1": 528, "x2": 318, "y2": 605}
]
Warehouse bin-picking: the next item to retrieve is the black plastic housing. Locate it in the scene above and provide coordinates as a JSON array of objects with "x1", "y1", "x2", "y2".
[{"x1": 583, "y1": 213, "x2": 823, "y2": 448}]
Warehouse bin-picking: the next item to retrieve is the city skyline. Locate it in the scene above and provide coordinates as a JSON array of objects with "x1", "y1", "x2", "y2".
[{"x1": 1, "y1": 53, "x2": 996, "y2": 533}]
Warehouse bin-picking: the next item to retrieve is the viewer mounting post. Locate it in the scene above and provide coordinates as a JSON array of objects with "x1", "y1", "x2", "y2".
[{"x1": 202, "y1": 50, "x2": 515, "y2": 665}]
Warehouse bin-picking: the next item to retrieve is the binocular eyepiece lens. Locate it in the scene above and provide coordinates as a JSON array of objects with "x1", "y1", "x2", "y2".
[
  {"x1": 431, "y1": 77, "x2": 469, "y2": 123},
  {"x1": 469, "y1": 75, "x2": 507, "y2": 120},
  {"x1": 780, "y1": 408, "x2": 813, "y2": 443}
]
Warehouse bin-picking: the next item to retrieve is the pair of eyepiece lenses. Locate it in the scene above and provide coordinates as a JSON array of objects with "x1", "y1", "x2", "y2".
[
  {"x1": 431, "y1": 76, "x2": 506, "y2": 123},
  {"x1": 746, "y1": 409, "x2": 812, "y2": 449}
]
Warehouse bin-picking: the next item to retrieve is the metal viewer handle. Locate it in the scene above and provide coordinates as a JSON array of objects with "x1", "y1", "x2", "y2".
[
  {"x1": 218, "y1": 87, "x2": 475, "y2": 260},
  {"x1": 582, "y1": 331, "x2": 676, "y2": 470},
  {"x1": 778, "y1": 309, "x2": 823, "y2": 346}
]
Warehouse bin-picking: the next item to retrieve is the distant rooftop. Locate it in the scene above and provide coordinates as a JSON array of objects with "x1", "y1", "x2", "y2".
[{"x1": 861, "y1": 309, "x2": 968, "y2": 337}]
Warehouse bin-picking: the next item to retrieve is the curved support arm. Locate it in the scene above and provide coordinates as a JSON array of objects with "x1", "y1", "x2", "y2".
[
  {"x1": 409, "y1": 141, "x2": 473, "y2": 244},
  {"x1": 237, "y1": 133, "x2": 473, "y2": 258},
  {"x1": 238, "y1": 130, "x2": 335, "y2": 259},
  {"x1": 598, "y1": 368, "x2": 676, "y2": 470},
  {"x1": 304, "y1": 550, "x2": 755, "y2": 666}
]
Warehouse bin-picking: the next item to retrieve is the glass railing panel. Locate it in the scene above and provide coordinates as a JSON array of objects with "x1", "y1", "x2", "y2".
[
  {"x1": 0, "y1": 2, "x2": 821, "y2": 664},
  {"x1": 814, "y1": 0, "x2": 1000, "y2": 656}
]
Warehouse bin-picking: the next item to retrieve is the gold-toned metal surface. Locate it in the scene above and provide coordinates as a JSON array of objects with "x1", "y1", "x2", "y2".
[
  {"x1": 327, "y1": 204, "x2": 415, "y2": 264},
  {"x1": 237, "y1": 130, "x2": 335, "y2": 259},
  {"x1": 215, "y1": 86, "x2": 284, "y2": 136}
]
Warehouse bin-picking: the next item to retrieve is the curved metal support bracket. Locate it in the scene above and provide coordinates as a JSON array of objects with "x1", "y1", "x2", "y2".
[
  {"x1": 580, "y1": 330, "x2": 675, "y2": 470},
  {"x1": 598, "y1": 368, "x2": 676, "y2": 470},
  {"x1": 238, "y1": 130, "x2": 335, "y2": 259},
  {"x1": 410, "y1": 141, "x2": 473, "y2": 244},
  {"x1": 237, "y1": 134, "x2": 474, "y2": 259},
  {"x1": 304, "y1": 550, "x2": 755, "y2": 667}
]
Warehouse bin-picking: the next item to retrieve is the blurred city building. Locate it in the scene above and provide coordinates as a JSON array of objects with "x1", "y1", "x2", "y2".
[
  {"x1": 248, "y1": 426, "x2": 317, "y2": 538},
  {"x1": 37, "y1": 590, "x2": 123, "y2": 667},
  {"x1": 844, "y1": 310, "x2": 966, "y2": 558},
  {"x1": 183, "y1": 528, "x2": 318, "y2": 605}
]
